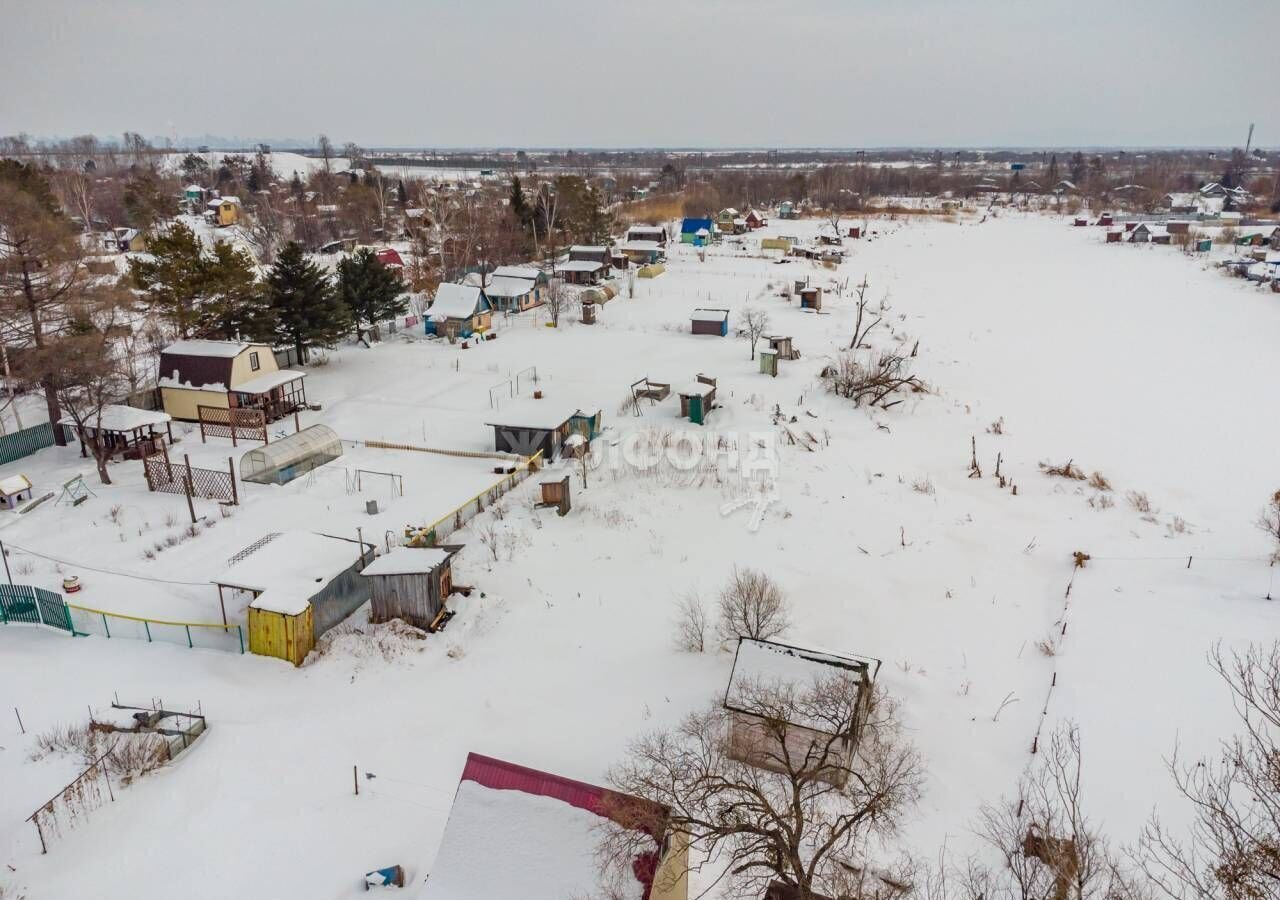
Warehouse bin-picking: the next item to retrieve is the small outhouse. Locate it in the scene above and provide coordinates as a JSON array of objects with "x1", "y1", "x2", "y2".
[
  {"x1": 362, "y1": 545, "x2": 462, "y2": 632},
  {"x1": 759, "y1": 348, "x2": 778, "y2": 377},
  {"x1": 678, "y1": 375, "x2": 718, "y2": 425},
  {"x1": 798, "y1": 286, "x2": 822, "y2": 311}
]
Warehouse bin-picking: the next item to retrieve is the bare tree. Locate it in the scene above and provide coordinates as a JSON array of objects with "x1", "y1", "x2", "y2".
[
  {"x1": 849, "y1": 276, "x2": 885, "y2": 350},
  {"x1": 822, "y1": 352, "x2": 924, "y2": 409},
  {"x1": 245, "y1": 194, "x2": 292, "y2": 265},
  {"x1": 602, "y1": 679, "x2": 922, "y2": 900},
  {"x1": 717, "y1": 565, "x2": 790, "y2": 644},
  {"x1": 544, "y1": 277, "x2": 568, "y2": 328},
  {"x1": 742, "y1": 307, "x2": 770, "y2": 360},
  {"x1": 1257, "y1": 490, "x2": 1280, "y2": 563},
  {"x1": 673, "y1": 591, "x2": 709, "y2": 652},
  {"x1": 1138, "y1": 642, "x2": 1280, "y2": 900}
]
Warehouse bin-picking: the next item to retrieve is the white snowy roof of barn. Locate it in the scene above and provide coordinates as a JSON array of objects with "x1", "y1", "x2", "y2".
[
  {"x1": 162, "y1": 339, "x2": 252, "y2": 358},
  {"x1": 486, "y1": 276, "x2": 538, "y2": 298},
  {"x1": 620, "y1": 240, "x2": 662, "y2": 252},
  {"x1": 58, "y1": 405, "x2": 171, "y2": 432},
  {"x1": 423, "y1": 780, "x2": 634, "y2": 900},
  {"x1": 207, "y1": 196, "x2": 240, "y2": 207},
  {"x1": 491, "y1": 265, "x2": 541, "y2": 280},
  {"x1": 361, "y1": 546, "x2": 453, "y2": 576},
  {"x1": 215, "y1": 532, "x2": 366, "y2": 616},
  {"x1": 677, "y1": 381, "x2": 716, "y2": 397},
  {"x1": 555, "y1": 260, "x2": 603, "y2": 273}
]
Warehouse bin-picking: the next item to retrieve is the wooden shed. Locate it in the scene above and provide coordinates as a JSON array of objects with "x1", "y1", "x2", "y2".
[
  {"x1": 798, "y1": 286, "x2": 822, "y2": 311},
  {"x1": 486, "y1": 401, "x2": 601, "y2": 461},
  {"x1": 217, "y1": 532, "x2": 374, "y2": 666},
  {"x1": 764, "y1": 334, "x2": 797, "y2": 360},
  {"x1": 362, "y1": 545, "x2": 462, "y2": 631},
  {"x1": 724, "y1": 638, "x2": 881, "y2": 787},
  {"x1": 690, "y1": 308, "x2": 730, "y2": 336},
  {"x1": 677, "y1": 375, "x2": 717, "y2": 425},
  {"x1": 0, "y1": 474, "x2": 34, "y2": 511}
]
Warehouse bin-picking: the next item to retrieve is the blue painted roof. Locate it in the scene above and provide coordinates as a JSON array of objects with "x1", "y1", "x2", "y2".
[{"x1": 681, "y1": 217, "x2": 713, "y2": 234}]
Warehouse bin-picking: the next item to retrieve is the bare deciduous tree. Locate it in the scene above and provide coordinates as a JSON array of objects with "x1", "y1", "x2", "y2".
[
  {"x1": 673, "y1": 591, "x2": 709, "y2": 653},
  {"x1": 1138, "y1": 642, "x2": 1280, "y2": 900},
  {"x1": 602, "y1": 678, "x2": 922, "y2": 900},
  {"x1": 849, "y1": 276, "x2": 885, "y2": 350},
  {"x1": 544, "y1": 277, "x2": 568, "y2": 328},
  {"x1": 717, "y1": 565, "x2": 790, "y2": 644},
  {"x1": 1257, "y1": 490, "x2": 1280, "y2": 563},
  {"x1": 742, "y1": 307, "x2": 770, "y2": 360}
]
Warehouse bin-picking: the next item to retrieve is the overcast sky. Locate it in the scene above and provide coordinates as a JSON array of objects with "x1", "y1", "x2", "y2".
[{"x1": 2, "y1": 0, "x2": 1277, "y2": 149}]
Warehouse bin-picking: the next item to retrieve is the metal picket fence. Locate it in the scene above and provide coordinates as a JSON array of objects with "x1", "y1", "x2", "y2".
[
  {"x1": 0, "y1": 422, "x2": 75, "y2": 466},
  {"x1": 0, "y1": 583, "x2": 74, "y2": 632},
  {"x1": 67, "y1": 604, "x2": 244, "y2": 654}
]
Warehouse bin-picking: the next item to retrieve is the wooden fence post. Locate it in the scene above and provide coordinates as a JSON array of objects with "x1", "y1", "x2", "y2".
[
  {"x1": 182, "y1": 454, "x2": 197, "y2": 525},
  {"x1": 228, "y1": 457, "x2": 239, "y2": 505}
]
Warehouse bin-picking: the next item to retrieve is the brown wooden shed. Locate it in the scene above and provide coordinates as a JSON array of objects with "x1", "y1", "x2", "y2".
[
  {"x1": 798, "y1": 286, "x2": 822, "y2": 311},
  {"x1": 361, "y1": 545, "x2": 462, "y2": 631}
]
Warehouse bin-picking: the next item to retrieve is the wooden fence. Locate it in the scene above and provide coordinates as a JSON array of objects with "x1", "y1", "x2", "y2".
[
  {"x1": 0, "y1": 422, "x2": 76, "y2": 466},
  {"x1": 142, "y1": 447, "x2": 238, "y2": 504},
  {"x1": 197, "y1": 406, "x2": 267, "y2": 445}
]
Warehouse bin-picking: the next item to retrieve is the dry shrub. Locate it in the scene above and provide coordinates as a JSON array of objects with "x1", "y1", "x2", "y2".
[
  {"x1": 1087, "y1": 471, "x2": 1112, "y2": 491},
  {"x1": 1126, "y1": 490, "x2": 1155, "y2": 514},
  {"x1": 717, "y1": 566, "x2": 790, "y2": 644},
  {"x1": 673, "y1": 591, "x2": 710, "y2": 653},
  {"x1": 911, "y1": 476, "x2": 935, "y2": 496},
  {"x1": 986, "y1": 417, "x2": 1005, "y2": 435},
  {"x1": 1036, "y1": 636, "x2": 1060, "y2": 657},
  {"x1": 1258, "y1": 489, "x2": 1280, "y2": 562},
  {"x1": 1167, "y1": 515, "x2": 1192, "y2": 536},
  {"x1": 1088, "y1": 493, "x2": 1115, "y2": 510},
  {"x1": 1039, "y1": 459, "x2": 1085, "y2": 480},
  {"x1": 31, "y1": 722, "x2": 168, "y2": 785},
  {"x1": 821, "y1": 351, "x2": 925, "y2": 409}
]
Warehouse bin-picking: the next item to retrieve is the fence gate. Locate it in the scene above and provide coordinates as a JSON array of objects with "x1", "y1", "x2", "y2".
[{"x1": 0, "y1": 584, "x2": 73, "y2": 632}]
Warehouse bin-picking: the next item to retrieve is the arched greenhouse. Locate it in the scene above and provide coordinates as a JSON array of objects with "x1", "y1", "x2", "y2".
[{"x1": 240, "y1": 424, "x2": 343, "y2": 485}]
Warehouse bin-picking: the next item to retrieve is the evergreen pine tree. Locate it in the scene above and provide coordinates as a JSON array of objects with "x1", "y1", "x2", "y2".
[
  {"x1": 201, "y1": 241, "x2": 272, "y2": 341},
  {"x1": 130, "y1": 223, "x2": 207, "y2": 336},
  {"x1": 335, "y1": 248, "x2": 407, "y2": 343},
  {"x1": 397, "y1": 180, "x2": 408, "y2": 205},
  {"x1": 247, "y1": 167, "x2": 261, "y2": 193},
  {"x1": 267, "y1": 242, "x2": 349, "y2": 363},
  {"x1": 1047, "y1": 153, "x2": 1059, "y2": 185}
]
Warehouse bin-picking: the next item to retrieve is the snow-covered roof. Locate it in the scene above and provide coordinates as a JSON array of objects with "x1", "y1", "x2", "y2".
[
  {"x1": 690, "y1": 308, "x2": 729, "y2": 322},
  {"x1": 431, "y1": 282, "x2": 486, "y2": 319},
  {"x1": 555, "y1": 260, "x2": 603, "y2": 273},
  {"x1": 425, "y1": 755, "x2": 662, "y2": 900},
  {"x1": 567, "y1": 245, "x2": 607, "y2": 255},
  {"x1": 491, "y1": 265, "x2": 541, "y2": 280},
  {"x1": 361, "y1": 546, "x2": 453, "y2": 576},
  {"x1": 620, "y1": 240, "x2": 662, "y2": 252},
  {"x1": 0, "y1": 474, "x2": 32, "y2": 495},
  {"x1": 486, "y1": 400, "x2": 590, "y2": 431},
  {"x1": 161, "y1": 339, "x2": 253, "y2": 359},
  {"x1": 234, "y1": 369, "x2": 306, "y2": 395},
  {"x1": 677, "y1": 381, "x2": 716, "y2": 397},
  {"x1": 58, "y1": 405, "x2": 171, "y2": 433},
  {"x1": 627, "y1": 225, "x2": 665, "y2": 235},
  {"x1": 404, "y1": 207, "x2": 427, "y2": 218},
  {"x1": 215, "y1": 532, "x2": 367, "y2": 616},
  {"x1": 425, "y1": 781, "x2": 626, "y2": 900},
  {"x1": 486, "y1": 275, "x2": 538, "y2": 298},
  {"x1": 207, "y1": 196, "x2": 240, "y2": 207},
  {"x1": 726, "y1": 638, "x2": 879, "y2": 732}
]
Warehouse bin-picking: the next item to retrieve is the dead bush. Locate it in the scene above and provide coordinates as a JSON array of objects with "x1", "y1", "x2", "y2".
[
  {"x1": 1088, "y1": 493, "x2": 1115, "y2": 510},
  {"x1": 911, "y1": 475, "x2": 936, "y2": 496},
  {"x1": 1126, "y1": 490, "x2": 1155, "y2": 514},
  {"x1": 821, "y1": 351, "x2": 925, "y2": 410},
  {"x1": 986, "y1": 417, "x2": 1005, "y2": 435},
  {"x1": 1087, "y1": 471, "x2": 1112, "y2": 491},
  {"x1": 673, "y1": 591, "x2": 710, "y2": 653},
  {"x1": 717, "y1": 566, "x2": 790, "y2": 644},
  {"x1": 1039, "y1": 459, "x2": 1085, "y2": 480},
  {"x1": 1167, "y1": 515, "x2": 1192, "y2": 536}
]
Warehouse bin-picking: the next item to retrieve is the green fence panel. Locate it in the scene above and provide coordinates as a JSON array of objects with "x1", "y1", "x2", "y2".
[{"x1": 0, "y1": 423, "x2": 75, "y2": 466}]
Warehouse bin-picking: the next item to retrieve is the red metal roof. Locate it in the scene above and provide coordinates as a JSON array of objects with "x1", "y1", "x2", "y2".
[
  {"x1": 460, "y1": 752, "x2": 610, "y2": 816},
  {"x1": 375, "y1": 247, "x2": 405, "y2": 268}
]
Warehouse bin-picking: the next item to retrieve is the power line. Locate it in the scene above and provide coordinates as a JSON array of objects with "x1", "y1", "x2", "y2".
[{"x1": 0, "y1": 541, "x2": 212, "y2": 588}]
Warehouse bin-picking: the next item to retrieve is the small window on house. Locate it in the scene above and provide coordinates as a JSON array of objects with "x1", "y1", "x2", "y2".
[{"x1": 249, "y1": 351, "x2": 260, "y2": 371}]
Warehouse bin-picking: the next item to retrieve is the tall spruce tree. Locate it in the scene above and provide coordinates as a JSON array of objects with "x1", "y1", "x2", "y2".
[
  {"x1": 334, "y1": 248, "x2": 406, "y2": 343},
  {"x1": 130, "y1": 223, "x2": 207, "y2": 337},
  {"x1": 266, "y1": 242, "x2": 349, "y2": 363},
  {"x1": 200, "y1": 241, "x2": 272, "y2": 341}
]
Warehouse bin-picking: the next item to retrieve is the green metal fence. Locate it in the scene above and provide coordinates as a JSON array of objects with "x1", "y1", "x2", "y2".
[
  {"x1": 0, "y1": 423, "x2": 75, "y2": 466},
  {"x1": 67, "y1": 605, "x2": 245, "y2": 654},
  {"x1": 0, "y1": 583, "x2": 73, "y2": 632}
]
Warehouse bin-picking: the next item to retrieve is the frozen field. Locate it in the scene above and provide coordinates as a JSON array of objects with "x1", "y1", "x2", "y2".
[{"x1": 1, "y1": 213, "x2": 1278, "y2": 899}]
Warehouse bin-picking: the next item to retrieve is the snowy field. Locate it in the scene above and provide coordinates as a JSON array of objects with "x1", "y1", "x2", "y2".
[{"x1": 1, "y1": 213, "x2": 1278, "y2": 898}]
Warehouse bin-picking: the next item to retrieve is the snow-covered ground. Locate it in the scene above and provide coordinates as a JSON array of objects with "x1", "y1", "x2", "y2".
[{"x1": 1, "y1": 213, "x2": 1278, "y2": 899}]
